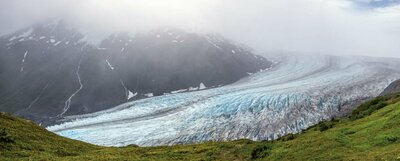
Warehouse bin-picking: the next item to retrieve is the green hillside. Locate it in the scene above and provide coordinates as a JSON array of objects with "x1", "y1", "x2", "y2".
[{"x1": 1, "y1": 93, "x2": 400, "y2": 161}]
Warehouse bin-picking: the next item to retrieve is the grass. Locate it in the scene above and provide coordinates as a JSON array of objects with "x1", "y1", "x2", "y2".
[
  {"x1": 267, "y1": 93, "x2": 400, "y2": 161},
  {"x1": 1, "y1": 93, "x2": 400, "y2": 160}
]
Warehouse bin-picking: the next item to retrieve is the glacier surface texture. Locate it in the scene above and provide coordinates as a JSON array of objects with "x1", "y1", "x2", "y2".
[{"x1": 48, "y1": 54, "x2": 400, "y2": 146}]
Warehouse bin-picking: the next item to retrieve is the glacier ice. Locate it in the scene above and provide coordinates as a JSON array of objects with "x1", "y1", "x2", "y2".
[{"x1": 47, "y1": 54, "x2": 400, "y2": 147}]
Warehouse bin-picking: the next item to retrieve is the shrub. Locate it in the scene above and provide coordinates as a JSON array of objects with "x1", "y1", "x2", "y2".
[
  {"x1": 278, "y1": 133, "x2": 297, "y2": 142},
  {"x1": 350, "y1": 93, "x2": 400, "y2": 120},
  {"x1": 0, "y1": 128, "x2": 15, "y2": 144},
  {"x1": 319, "y1": 123, "x2": 330, "y2": 132},
  {"x1": 126, "y1": 144, "x2": 139, "y2": 148},
  {"x1": 385, "y1": 135, "x2": 398, "y2": 143},
  {"x1": 54, "y1": 148, "x2": 79, "y2": 157},
  {"x1": 317, "y1": 121, "x2": 335, "y2": 132},
  {"x1": 343, "y1": 129, "x2": 356, "y2": 135},
  {"x1": 251, "y1": 145, "x2": 271, "y2": 159}
]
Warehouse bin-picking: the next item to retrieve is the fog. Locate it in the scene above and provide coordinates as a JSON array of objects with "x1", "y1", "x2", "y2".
[{"x1": 0, "y1": 0, "x2": 400, "y2": 57}]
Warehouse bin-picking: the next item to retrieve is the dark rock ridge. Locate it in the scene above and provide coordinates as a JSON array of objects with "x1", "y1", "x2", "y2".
[
  {"x1": 381, "y1": 79, "x2": 400, "y2": 95},
  {"x1": 0, "y1": 20, "x2": 271, "y2": 125}
]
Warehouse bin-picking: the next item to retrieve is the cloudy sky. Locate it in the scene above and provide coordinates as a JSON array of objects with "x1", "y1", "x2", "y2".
[{"x1": 0, "y1": 0, "x2": 399, "y2": 57}]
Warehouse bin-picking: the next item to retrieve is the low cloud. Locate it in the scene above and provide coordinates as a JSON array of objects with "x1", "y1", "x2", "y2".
[{"x1": 0, "y1": 0, "x2": 399, "y2": 57}]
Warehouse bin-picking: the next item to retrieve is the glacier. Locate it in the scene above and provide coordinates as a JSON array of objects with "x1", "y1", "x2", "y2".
[{"x1": 47, "y1": 54, "x2": 400, "y2": 147}]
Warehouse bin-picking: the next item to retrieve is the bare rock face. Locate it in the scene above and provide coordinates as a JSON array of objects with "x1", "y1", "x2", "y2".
[
  {"x1": 381, "y1": 79, "x2": 400, "y2": 95},
  {"x1": 0, "y1": 21, "x2": 271, "y2": 125}
]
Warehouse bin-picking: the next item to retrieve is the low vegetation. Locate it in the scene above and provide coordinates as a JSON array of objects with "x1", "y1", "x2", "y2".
[{"x1": 1, "y1": 93, "x2": 400, "y2": 160}]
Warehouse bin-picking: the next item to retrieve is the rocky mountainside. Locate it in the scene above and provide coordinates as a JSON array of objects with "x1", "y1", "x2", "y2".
[
  {"x1": 381, "y1": 79, "x2": 400, "y2": 95},
  {"x1": 0, "y1": 20, "x2": 271, "y2": 125}
]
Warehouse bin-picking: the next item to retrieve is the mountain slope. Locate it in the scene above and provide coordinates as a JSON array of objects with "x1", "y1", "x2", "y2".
[
  {"x1": 267, "y1": 93, "x2": 400, "y2": 160},
  {"x1": 0, "y1": 20, "x2": 93, "y2": 123},
  {"x1": 0, "y1": 21, "x2": 271, "y2": 125},
  {"x1": 99, "y1": 28, "x2": 271, "y2": 96},
  {"x1": 0, "y1": 112, "x2": 98, "y2": 160},
  {"x1": 1, "y1": 93, "x2": 400, "y2": 160},
  {"x1": 381, "y1": 79, "x2": 400, "y2": 95}
]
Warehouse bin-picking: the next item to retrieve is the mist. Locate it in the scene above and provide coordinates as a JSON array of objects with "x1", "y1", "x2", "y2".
[{"x1": 0, "y1": 0, "x2": 400, "y2": 57}]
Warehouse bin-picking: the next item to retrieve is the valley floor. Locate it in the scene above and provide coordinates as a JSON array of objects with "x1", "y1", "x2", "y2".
[{"x1": 1, "y1": 93, "x2": 400, "y2": 160}]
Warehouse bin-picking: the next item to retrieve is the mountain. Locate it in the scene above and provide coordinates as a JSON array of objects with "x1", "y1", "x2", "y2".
[
  {"x1": 381, "y1": 79, "x2": 400, "y2": 95},
  {"x1": 0, "y1": 20, "x2": 271, "y2": 125},
  {"x1": 48, "y1": 54, "x2": 400, "y2": 146},
  {"x1": 1, "y1": 93, "x2": 400, "y2": 160},
  {"x1": 0, "y1": 20, "x2": 93, "y2": 124},
  {"x1": 99, "y1": 28, "x2": 270, "y2": 96}
]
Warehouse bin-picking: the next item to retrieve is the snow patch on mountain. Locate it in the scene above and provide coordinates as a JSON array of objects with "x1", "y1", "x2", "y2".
[
  {"x1": 58, "y1": 57, "x2": 84, "y2": 117},
  {"x1": 199, "y1": 83, "x2": 207, "y2": 90},
  {"x1": 20, "y1": 51, "x2": 28, "y2": 72},
  {"x1": 105, "y1": 59, "x2": 114, "y2": 70},
  {"x1": 171, "y1": 89, "x2": 187, "y2": 94},
  {"x1": 144, "y1": 93, "x2": 154, "y2": 97},
  {"x1": 128, "y1": 91, "x2": 137, "y2": 100},
  {"x1": 54, "y1": 41, "x2": 62, "y2": 46},
  {"x1": 9, "y1": 28, "x2": 33, "y2": 41}
]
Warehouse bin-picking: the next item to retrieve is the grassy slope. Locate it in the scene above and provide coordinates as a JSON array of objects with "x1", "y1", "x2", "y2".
[{"x1": 1, "y1": 93, "x2": 400, "y2": 161}]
